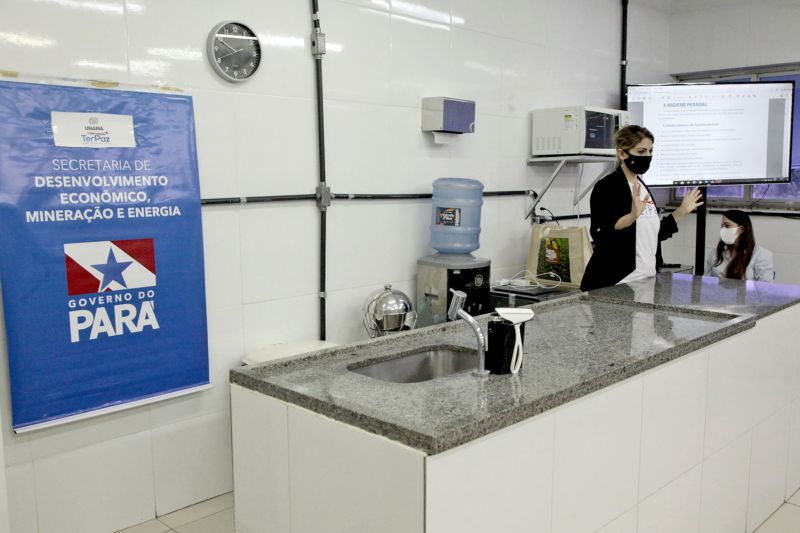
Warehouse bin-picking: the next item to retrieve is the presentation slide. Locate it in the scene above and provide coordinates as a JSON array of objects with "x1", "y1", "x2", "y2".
[{"x1": 627, "y1": 83, "x2": 794, "y2": 187}]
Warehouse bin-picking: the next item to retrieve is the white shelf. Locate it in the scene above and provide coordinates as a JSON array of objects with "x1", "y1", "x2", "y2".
[
  {"x1": 525, "y1": 155, "x2": 617, "y2": 219},
  {"x1": 527, "y1": 155, "x2": 617, "y2": 165}
]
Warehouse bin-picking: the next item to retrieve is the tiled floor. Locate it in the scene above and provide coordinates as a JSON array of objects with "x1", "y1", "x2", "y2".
[
  {"x1": 755, "y1": 489, "x2": 800, "y2": 533},
  {"x1": 115, "y1": 493, "x2": 234, "y2": 533},
  {"x1": 118, "y1": 487, "x2": 800, "y2": 533}
]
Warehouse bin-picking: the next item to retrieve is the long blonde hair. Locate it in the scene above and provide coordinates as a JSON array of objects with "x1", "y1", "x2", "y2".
[{"x1": 613, "y1": 125, "x2": 654, "y2": 163}]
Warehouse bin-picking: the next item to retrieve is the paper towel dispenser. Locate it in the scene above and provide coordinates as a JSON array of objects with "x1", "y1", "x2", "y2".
[{"x1": 421, "y1": 97, "x2": 476, "y2": 134}]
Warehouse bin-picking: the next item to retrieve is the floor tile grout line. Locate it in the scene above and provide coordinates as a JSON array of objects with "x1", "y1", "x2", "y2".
[
  {"x1": 167, "y1": 507, "x2": 234, "y2": 530},
  {"x1": 117, "y1": 493, "x2": 233, "y2": 532},
  {"x1": 156, "y1": 493, "x2": 234, "y2": 528},
  {"x1": 756, "y1": 502, "x2": 800, "y2": 532},
  {"x1": 760, "y1": 504, "x2": 786, "y2": 530}
]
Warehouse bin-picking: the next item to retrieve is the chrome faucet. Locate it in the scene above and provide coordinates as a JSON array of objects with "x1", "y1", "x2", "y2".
[{"x1": 447, "y1": 289, "x2": 490, "y2": 377}]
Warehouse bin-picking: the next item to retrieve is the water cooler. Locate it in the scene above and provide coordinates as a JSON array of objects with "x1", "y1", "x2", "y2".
[{"x1": 416, "y1": 178, "x2": 491, "y2": 327}]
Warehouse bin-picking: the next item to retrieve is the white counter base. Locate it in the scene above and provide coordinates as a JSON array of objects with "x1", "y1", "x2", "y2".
[{"x1": 232, "y1": 304, "x2": 800, "y2": 533}]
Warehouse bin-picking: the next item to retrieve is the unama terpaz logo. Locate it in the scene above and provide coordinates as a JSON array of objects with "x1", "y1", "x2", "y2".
[
  {"x1": 64, "y1": 239, "x2": 159, "y2": 343},
  {"x1": 82, "y1": 115, "x2": 111, "y2": 144}
]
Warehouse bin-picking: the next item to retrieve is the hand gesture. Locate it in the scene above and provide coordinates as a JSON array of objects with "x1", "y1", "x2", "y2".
[
  {"x1": 675, "y1": 187, "x2": 704, "y2": 218},
  {"x1": 631, "y1": 180, "x2": 651, "y2": 218}
]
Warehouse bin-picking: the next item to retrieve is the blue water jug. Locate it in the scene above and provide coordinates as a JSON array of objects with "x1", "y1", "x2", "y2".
[{"x1": 430, "y1": 178, "x2": 483, "y2": 254}]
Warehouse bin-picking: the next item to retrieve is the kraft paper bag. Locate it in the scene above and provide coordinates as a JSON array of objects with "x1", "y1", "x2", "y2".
[{"x1": 525, "y1": 224, "x2": 593, "y2": 289}]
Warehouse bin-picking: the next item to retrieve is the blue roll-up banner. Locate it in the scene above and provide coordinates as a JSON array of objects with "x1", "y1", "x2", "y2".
[{"x1": 0, "y1": 80, "x2": 210, "y2": 432}]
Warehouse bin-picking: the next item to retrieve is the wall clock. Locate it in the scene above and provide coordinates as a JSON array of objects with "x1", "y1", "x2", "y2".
[{"x1": 207, "y1": 21, "x2": 261, "y2": 83}]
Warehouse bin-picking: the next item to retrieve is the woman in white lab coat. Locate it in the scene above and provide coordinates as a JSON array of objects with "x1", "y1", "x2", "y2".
[{"x1": 705, "y1": 209, "x2": 774, "y2": 282}]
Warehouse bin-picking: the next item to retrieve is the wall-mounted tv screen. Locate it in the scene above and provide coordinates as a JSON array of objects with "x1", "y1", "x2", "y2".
[{"x1": 627, "y1": 82, "x2": 794, "y2": 187}]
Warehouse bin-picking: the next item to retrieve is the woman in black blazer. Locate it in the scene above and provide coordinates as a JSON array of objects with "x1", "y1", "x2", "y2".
[{"x1": 580, "y1": 125, "x2": 703, "y2": 291}]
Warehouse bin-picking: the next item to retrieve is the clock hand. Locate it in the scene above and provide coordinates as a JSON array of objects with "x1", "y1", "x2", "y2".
[
  {"x1": 217, "y1": 37, "x2": 239, "y2": 54},
  {"x1": 216, "y1": 48, "x2": 243, "y2": 61}
]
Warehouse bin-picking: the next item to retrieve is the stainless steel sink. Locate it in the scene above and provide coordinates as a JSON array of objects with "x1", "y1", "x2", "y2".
[{"x1": 348, "y1": 345, "x2": 478, "y2": 383}]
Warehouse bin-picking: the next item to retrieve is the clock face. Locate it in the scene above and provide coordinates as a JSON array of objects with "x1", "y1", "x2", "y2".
[{"x1": 207, "y1": 22, "x2": 261, "y2": 83}]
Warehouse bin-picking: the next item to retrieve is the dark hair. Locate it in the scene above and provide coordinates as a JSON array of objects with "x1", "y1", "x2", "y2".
[{"x1": 714, "y1": 209, "x2": 755, "y2": 280}]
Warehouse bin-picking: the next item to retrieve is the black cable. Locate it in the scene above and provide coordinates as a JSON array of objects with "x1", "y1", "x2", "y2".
[
  {"x1": 538, "y1": 207, "x2": 560, "y2": 225},
  {"x1": 329, "y1": 190, "x2": 533, "y2": 201},
  {"x1": 331, "y1": 193, "x2": 431, "y2": 200},
  {"x1": 201, "y1": 194, "x2": 316, "y2": 205},
  {"x1": 201, "y1": 197, "x2": 243, "y2": 205},
  {"x1": 620, "y1": 0, "x2": 629, "y2": 110},
  {"x1": 311, "y1": 0, "x2": 326, "y2": 341},
  {"x1": 312, "y1": 57, "x2": 327, "y2": 340},
  {"x1": 202, "y1": 190, "x2": 535, "y2": 205},
  {"x1": 311, "y1": 0, "x2": 319, "y2": 24},
  {"x1": 747, "y1": 184, "x2": 770, "y2": 209},
  {"x1": 693, "y1": 186, "x2": 708, "y2": 275},
  {"x1": 546, "y1": 213, "x2": 591, "y2": 221},
  {"x1": 484, "y1": 190, "x2": 533, "y2": 197},
  {"x1": 320, "y1": 209, "x2": 326, "y2": 339},
  {"x1": 314, "y1": 60, "x2": 326, "y2": 185}
]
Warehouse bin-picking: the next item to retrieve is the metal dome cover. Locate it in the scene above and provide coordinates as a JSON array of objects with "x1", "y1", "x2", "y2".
[{"x1": 362, "y1": 284, "x2": 417, "y2": 337}]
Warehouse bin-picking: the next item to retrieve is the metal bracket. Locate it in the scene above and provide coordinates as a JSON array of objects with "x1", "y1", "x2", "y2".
[
  {"x1": 311, "y1": 28, "x2": 326, "y2": 58},
  {"x1": 319, "y1": 291, "x2": 328, "y2": 299},
  {"x1": 316, "y1": 182, "x2": 331, "y2": 211},
  {"x1": 573, "y1": 161, "x2": 617, "y2": 205},
  {"x1": 525, "y1": 155, "x2": 617, "y2": 220},
  {"x1": 525, "y1": 160, "x2": 566, "y2": 219}
]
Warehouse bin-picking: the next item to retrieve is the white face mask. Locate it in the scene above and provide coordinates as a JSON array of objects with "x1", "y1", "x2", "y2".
[{"x1": 720, "y1": 226, "x2": 740, "y2": 245}]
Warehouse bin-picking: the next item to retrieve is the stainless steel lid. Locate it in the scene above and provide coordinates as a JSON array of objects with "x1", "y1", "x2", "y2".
[{"x1": 362, "y1": 284, "x2": 417, "y2": 338}]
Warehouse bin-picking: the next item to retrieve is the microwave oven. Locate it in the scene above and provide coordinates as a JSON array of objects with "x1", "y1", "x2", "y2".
[{"x1": 530, "y1": 105, "x2": 630, "y2": 157}]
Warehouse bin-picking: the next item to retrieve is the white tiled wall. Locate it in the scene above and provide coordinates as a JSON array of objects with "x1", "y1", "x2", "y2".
[
  {"x1": 0, "y1": 413, "x2": 8, "y2": 533},
  {"x1": 595, "y1": 508, "x2": 637, "y2": 533},
  {"x1": 551, "y1": 379, "x2": 644, "y2": 533},
  {"x1": 699, "y1": 432, "x2": 752, "y2": 533},
  {"x1": 151, "y1": 411, "x2": 233, "y2": 514},
  {"x1": 704, "y1": 325, "x2": 764, "y2": 457},
  {"x1": 231, "y1": 385, "x2": 426, "y2": 533},
  {"x1": 787, "y1": 397, "x2": 800, "y2": 499},
  {"x1": 426, "y1": 413, "x2": 555, "y2": 533},
  {"x1": 34, "y1": 431, "x2": 155, "y2": 533},
  {"x1": 637, "y1": 465, "x2": 702, "y2": 533},
  {"x1": 638, "y1": 349, "x2": 708, "y2": 500},
  {"x1": 670, "y1": 1, "x2": 800, "y2": 75},
  {"x1": 0, "y1": 0, "x2": 675, "y2": 531},
  {"x1": 230, "y1": 386, "x2": 291, "y2": 533},
  {"x1": 626, "y1": 3, "x2": 673, "y2": 85},
  {"x1": 747, "y1": 406, "x2": 792, "y2": 532},
  {"x1": 289, "y1": 406, "x2": 425, "y2": 533},
  {"x1": 6, "y1": 463, "x2": 35, "y2": 533}
]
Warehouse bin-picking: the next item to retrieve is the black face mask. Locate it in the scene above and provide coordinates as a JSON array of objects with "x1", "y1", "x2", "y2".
[{"x1": 623, "y1": 151, "x2": 652, "y2": 174}]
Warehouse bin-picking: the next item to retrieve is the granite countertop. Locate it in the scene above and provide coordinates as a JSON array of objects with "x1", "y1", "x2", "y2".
[
  {"x1": 230, "y1": 275, "x2": 800, "y2": 455},
  {"x1": 589, "y1": 272, "x2": 800, "y2": 318}
]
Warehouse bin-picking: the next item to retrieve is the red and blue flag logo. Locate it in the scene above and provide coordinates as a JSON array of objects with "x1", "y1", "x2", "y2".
[{"x1": 64, "y1": 239, "x2": 156, "y2": 296}]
